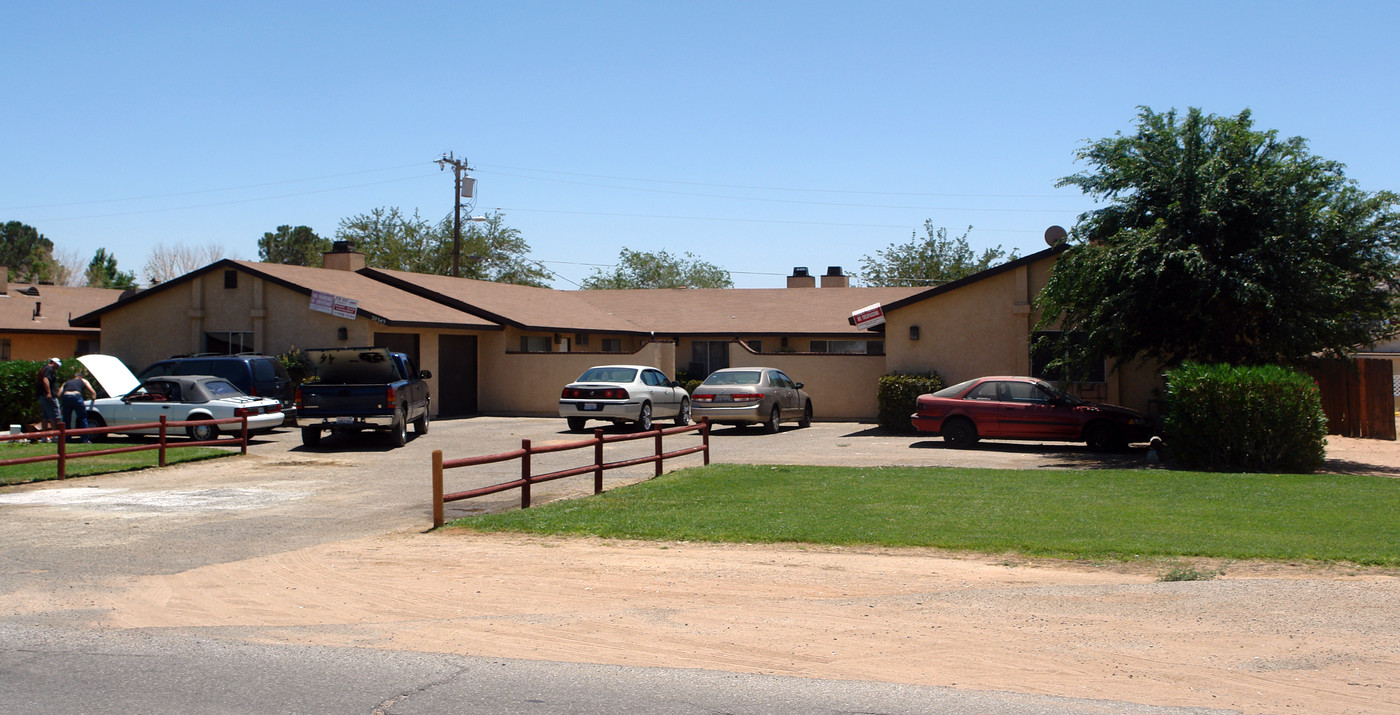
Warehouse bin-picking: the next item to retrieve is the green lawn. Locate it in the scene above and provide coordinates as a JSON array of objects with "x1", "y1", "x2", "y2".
[
  {"x1": 452, "y1": 464, "x2": 1400, "y2": 565},
  {"x1": 0, "y1": 440, "x2": 237, "y2": 485}
]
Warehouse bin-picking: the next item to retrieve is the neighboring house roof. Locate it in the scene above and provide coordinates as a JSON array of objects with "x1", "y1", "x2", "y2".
[
  {"x1": 71, "y1": 260, "x2": 497, "y2": 329},
  {"x1": 0, "y1": 282, "x2": 124, "y2": 334},
  {"x1": 877, "y1": 244, "x2": 1068, "y2": 315}
]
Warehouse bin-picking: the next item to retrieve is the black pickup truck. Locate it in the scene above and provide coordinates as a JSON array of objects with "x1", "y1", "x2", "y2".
[{"x1": 294, "y1": 347, "x2": 432, "y2": 448}]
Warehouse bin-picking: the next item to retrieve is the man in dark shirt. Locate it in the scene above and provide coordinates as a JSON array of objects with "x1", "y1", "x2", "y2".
[{"x1": 37, "y1": 357, "x2": 61, "y2": 441}]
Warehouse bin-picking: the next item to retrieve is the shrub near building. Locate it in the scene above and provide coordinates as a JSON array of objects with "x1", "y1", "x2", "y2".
[
  {"x1": 1163, "y1": 363, "x2": 1327, "y2": 473},
  {"x1": 877, "y1": 372, "x2": 945, "y2": 433}
]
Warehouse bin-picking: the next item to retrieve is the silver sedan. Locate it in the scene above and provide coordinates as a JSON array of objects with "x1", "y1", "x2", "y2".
[
  {"x1": 690, "y1": 367, "x2": 812, "y2": 432},
  {"x1": 558, "y1": 365, "x2": 690, "y2": 432}
]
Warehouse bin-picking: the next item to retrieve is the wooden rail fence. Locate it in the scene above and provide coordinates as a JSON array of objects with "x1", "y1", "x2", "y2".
[
  {"x1": 0, "y1": 416, "x2": 252, "y2": 479},
  {"x1": 432, "y1": 421, "x2": 711, "y2": 527}
]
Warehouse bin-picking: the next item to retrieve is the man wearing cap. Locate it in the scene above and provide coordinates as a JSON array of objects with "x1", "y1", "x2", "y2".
[{"x1": 37, "y1": 358, "x2": 62, "y2": 442}]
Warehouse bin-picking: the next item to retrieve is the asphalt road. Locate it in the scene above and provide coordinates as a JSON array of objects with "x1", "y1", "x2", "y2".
[{"x1": 0, "y1": 417, "x2": 1222, "y2": 714}]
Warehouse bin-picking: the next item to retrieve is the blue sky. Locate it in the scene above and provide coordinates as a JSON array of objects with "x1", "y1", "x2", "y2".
[{"x1": 4, "y1": 1, "x2": 1398, "y2": 289}]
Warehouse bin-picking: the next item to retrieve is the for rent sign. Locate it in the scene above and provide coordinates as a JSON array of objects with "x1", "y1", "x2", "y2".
[
  {"x1": 310, "y1": 290, "x2": 359, "y2": 320},
  {"x1": 850, "y1": 303, "x2": 885, "y2": 329}
]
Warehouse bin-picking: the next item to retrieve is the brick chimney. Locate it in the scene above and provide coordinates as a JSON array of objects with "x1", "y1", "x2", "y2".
[
  {"x1": 323, "y1": 240, "x2": 366, "y2": 272},
  {"x1": 786, "y1": 266, "x2": 816, "y2": 288},
  {"x1": 820, "y1": 266, "x2": 849, "y2": 288}
]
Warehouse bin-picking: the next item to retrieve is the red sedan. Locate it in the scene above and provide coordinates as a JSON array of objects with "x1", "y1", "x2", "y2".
[{"x1": 911, "y1": 376, "x2": 1152, "y2": 451}]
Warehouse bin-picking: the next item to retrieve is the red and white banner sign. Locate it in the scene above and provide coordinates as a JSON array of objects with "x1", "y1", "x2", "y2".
[
  {"x1": 851, "y1": 302, "x2": 885, "y2": 329},
  {"x1": 310, "y1": 290, "x2": 359, "y2": 320}
]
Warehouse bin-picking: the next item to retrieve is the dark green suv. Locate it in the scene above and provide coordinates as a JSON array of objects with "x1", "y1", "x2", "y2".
[{"x1": 137, "y1": 354, "x2": 296, "y2": 420}]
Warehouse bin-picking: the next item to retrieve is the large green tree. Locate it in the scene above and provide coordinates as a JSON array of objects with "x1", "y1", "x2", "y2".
[
  {"x1": 858, "y1": 222, "x2": 1015, "y2": 287},
  {"x1": 84, "y1": 248, "x2": 137, "y2": 289},
  {"x1": 580, "y1": 248, "x2": 732, "y2": 289},
  {"x1": 334, "y1": 208, "x2": 550, "y2": 287},
  {"x1": 0, "y1": 221, "x2": 57, "y2": 283},
  {"x1": 258, "y1": 225, "x2": 329, "y2": 267},
  {"x1": 1036, "y1": 106, "x2": 1400, "y2": 373}
]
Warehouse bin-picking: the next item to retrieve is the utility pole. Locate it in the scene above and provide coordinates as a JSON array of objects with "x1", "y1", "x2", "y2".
[{"x1": 435, "y1": 152, "x2": 475, "y2": 277}]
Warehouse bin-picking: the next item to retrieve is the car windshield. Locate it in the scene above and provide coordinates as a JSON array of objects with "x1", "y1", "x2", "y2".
[
  {"x1": 702, "y1": 370, "x2": 762, "y2": 386},
  {"x1": 578, "y1": 367, "x2": 637, "y2": 383},
  {"x1": 932, "y1": 378, "x2": 979, "y2": 398}
]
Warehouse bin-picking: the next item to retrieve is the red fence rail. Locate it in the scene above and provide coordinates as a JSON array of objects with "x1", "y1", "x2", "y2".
[
  {"x1": 432, "y1": 421, "x2": 711, "y2": 527},
  {"x1": 0, "y1": 415, "x2": 251, "y2": 479}
]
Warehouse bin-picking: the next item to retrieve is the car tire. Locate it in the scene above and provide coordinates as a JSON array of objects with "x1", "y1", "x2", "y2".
[
  {"x1": 187, "y1": 420, "x2": 217, "y2": 442},
  {"x1": 636, "y1": 402, "x2": 653, "y2": 432},
  {"x1": 301, "y1": 426, "x2": 321, "y2": 447},
  {"x1": 674, "y1": 399, "x2": 691, "y2": 426},
  {"x1": 413, "y1": 410, "x2": 429, "y2": 435},
  {"x1": 87, "y1": 413, "x2": 108, "y2": 443},
  {"x1": 1086, "y1": 422, "x2": 1125, "y2": 452},
  {"x1": 390, "y1": 412, "x2": 408, "y2": 447},
  {"x1": 941, "y1": 418, "x2": 978, "y2": 448},
  {"x1": 764, "y1": 406, "x2": 781, "y2": 434},
  {"x1": 567, "y1": 416, "x2": 587, "y2": 432},
  {"x1": 798, "y1": 401, "x2": 813, "y2": 428}
]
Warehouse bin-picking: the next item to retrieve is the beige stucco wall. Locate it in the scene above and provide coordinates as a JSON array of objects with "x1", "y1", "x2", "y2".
[
  {"x1": 98, "y1": 273, "x2": 374, "y2": 375},
  {"x1": 726, "y1": 342, "x2": 886, "y2": 421},
  {"x1": 477, "y1": 339, "x2": 677, "y2": 416},
  {"x1": 884, "y1": 265, "x2": 1038, "y2": 381}
]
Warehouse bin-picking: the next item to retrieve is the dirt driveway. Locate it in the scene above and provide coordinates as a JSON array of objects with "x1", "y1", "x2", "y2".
[{"x1": 3, "y1": 418, "x2": 1399, "y2": 714}]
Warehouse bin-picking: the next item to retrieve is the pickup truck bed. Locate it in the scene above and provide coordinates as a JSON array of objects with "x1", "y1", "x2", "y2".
[{"x1": 295, "y1": 348, "x2": 431, "y2": 448}]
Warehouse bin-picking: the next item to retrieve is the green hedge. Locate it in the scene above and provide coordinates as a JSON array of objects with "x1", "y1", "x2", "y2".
[
  {"x1": 1163, "y1": 362, "x2": 1327, "y2": 473},
  {"x1": 876, "y1": 372, "x2": 946, "y2": 432},
  {"x1": 0, "y1": 359, "x2": 85, "y2": 428}
]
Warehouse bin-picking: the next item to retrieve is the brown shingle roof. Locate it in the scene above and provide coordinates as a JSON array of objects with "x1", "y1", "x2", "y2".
[
  {"x1": 363, "y1": 267, "x2": 925, "y2": 335},
  {"x1": 363, "y1": 268, "x2": 651, "y2": 333},
  {"x1": 72, "y1": 260, "x2": 498, "y2": 329},
  {"x1": 0, "y1": 283, "x2": 123, "y2": 333},
  {"x1": 231, "y1": 261, "x2": 497, "y2": 328},
  {"x1": 574, "y1": 286, "x2": 927, "y2": 335}
]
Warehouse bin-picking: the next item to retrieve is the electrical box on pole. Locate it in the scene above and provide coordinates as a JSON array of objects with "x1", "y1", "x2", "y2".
[{"x1": 436, "y1": 152, "x2": 475, "y2": 277}]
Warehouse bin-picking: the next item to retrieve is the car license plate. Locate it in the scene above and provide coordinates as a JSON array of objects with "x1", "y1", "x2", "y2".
[
  {"x1": 714, "y1": 395, "x2": 731, "y2": 403},
  {"x1": 580, "y1": 403, "x2": 602, "y2": 411},
  {"x1": 336, "y1": 417, "x2": 353, "y2": 425}
]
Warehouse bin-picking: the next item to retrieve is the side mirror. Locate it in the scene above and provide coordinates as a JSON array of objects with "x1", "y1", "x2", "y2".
[
  {"x1": 669, "y1": 380, "x2": 681, "y2": 388},
  {"x1": 419, "y1": 370, "x2": 433, "y2": 379},
  {"x1": 795, "y1": 382, "x2": 805, "y2": 389}
]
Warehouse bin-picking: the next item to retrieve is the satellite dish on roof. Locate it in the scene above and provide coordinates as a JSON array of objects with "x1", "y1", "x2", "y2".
[{"x1": 1044, "y1": 225, "x2": 1068, "y2": 246}]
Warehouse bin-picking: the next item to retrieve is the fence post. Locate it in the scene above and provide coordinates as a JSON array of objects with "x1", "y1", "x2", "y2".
[
  {"x1": 654, "y1": 428, "x2": 664, "y2": 476},
  {"x1": 57, "y1": 425, "x2": 67, "y2": 480},
  {"x1": 702, "y1": 419, "x2": 711, "y2": 465},
  {"x1": 432, "y1": 449, "x2": 444, "y2": 528},
  {"x1": 521, "y1": 439, "x2": 532, "y2": 509},
  {"x1": 593, "y1": 428, "x2": 604, "y2": 494},
  {"x1": 241, "y1": 415, "x2": 249, "y2": 455},
  {"x1": 159, "y1": 416, "x2": 168, "y2": 467}
]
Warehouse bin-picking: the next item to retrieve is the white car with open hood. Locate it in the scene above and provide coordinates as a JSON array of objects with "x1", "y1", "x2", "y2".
[{"x1": 78, "y1": 354, "x2": 285, "y2": 440}]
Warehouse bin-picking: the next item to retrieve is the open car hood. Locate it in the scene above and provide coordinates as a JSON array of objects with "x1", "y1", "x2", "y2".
[{"x1": 76, "y1": 354, "x2": 140, "y2": 398}]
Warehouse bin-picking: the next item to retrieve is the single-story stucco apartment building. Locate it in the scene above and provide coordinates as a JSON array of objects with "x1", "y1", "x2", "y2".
[{"x1": 68, "y1": 242, "x2": 1165, "y2": 422}]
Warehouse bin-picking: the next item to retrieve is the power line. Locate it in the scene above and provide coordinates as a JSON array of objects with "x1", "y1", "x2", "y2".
[
  {"x1": 476, "y1": 163, "x2": 1076, "y2": 200},
  {"x1": 2, "y1": 162, "x2": 434, "y2": 212},
  {"x1": 488, "y1": 206, "x2": 1052, "y2": 232},
  {"x1": 480, "y1": 169, "x2": 1076, "y2": 213},
  {"x1": 29, "y1": 174, "x2": 438, "y2": 223}
]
